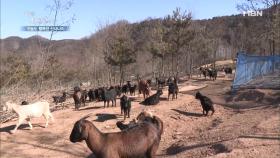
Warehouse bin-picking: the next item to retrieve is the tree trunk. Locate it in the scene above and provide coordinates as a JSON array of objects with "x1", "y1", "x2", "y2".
[
  {"x1": 108, "y1": 65, "x2": 112, "y2": 86},
  {"x1": 161, "y1": 55, "x2": 164, "y2": 77},
  {"x1": 171, "y1": 52, "x2": 174, "y2": 75}
]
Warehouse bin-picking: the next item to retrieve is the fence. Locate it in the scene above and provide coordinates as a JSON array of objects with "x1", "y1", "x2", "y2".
[{"x1": 232, "y1": 52, "x2": 280, "y2": 89}]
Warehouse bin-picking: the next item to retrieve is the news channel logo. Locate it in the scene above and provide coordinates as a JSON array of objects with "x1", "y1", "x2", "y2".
[
  {"x1": 242, "y1": 10, "x2": 263, "y2": 17},
  {"x1": 22, "y1": 26, "x2": 69, "y2": 32}
]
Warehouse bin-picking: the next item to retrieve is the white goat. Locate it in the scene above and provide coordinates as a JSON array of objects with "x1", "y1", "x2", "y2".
[{"x1": 5, "y1": 100, "x2": 54, "y2": 133}]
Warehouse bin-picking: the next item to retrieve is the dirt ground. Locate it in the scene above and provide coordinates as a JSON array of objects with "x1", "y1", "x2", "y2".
[{"x1": 0, "y1": 77, "x2": 279, "y2": 158}]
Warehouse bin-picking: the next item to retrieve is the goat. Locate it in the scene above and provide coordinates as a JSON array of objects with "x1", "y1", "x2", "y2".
[
  {"x1": 207, "y1": 68, "x2": 217, "y2": 81},
  {"x1": 121, "y1": 84, "x2": 129, "y2": 94},
  {"x1": 120, "y1": 95, "x2": 131, "y2": 120},
  {"x1": 128, "y1": 82, "x2": 137, "y2": 96},
  {"x1": 156, "y1": 77, "x2": 166, "y2": 88},
  {"x1": 116, "y1": 120, "x2": 137, "y2": 130},
  {"x1": 70, "y1": 115, "x2": 161, "y2": 158},
  {"x1": 168, "y1": 78, "x2": 179, "y2": 100},
  {"x1": 52, "y1": 92, "x2": 67, "y2": 105},
  {"x1": 140, "y1": 89, "x2": 163, "y2": 106},
  {"x1": 5, "y1": 101, "x2": 54, "y2": 133},
  {"x1": 167, "y1": 77, "x2": 173, "y2": 85},
  {"x1": 74, "y1": 86, "x2": 81, "y2": 92},
  {"x1": 199, "y1": 67, "x2": 208, "y2": 79},
  {"x1": 88, "y1": 89, "x2": 96, "y2": 102},
  {"x1": 94, "y1": 88, "x2": 103, "y2": 101},
  {"x1": 81, "y1": 90, "x2": 88, "y2": 104},
  {"x1": 114, "y1": 85, "x2": 122, "y2": 97},
  {"x1": 138, "y1": 80, "x2": 150, "y2": 99},
  {"x1": 147, "y1": 79, "x2": 152, "y2": 86},
  {"x1": 224, "y1": 67, "x2": 232, "y2": 74},
  {"x1": 195, "y1": 91, "x2": 215, "y2": 116},
  {"x1": 100, "y1": 88, "x2": 117, "y2": 108},
  {"x1": 73, "y1": 91, "x2": 82, "y2": 110}
]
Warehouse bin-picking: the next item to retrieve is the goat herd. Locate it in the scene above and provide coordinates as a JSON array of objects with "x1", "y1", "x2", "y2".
[
  {"x1": 199, "y1": 66, "x2": 233, "y2": 80},
  {"x1": 3, "y1": 74, "x2": 220, "y2": 158}
]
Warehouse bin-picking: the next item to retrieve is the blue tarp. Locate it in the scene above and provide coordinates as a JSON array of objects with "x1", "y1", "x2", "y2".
[{"x1": 232, "y1": 52, "x2": 280, "y2": 89}]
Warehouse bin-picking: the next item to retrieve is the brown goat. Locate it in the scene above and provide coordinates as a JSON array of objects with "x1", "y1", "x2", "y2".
[
  {"x1": 138, "y1": 80, "x2": 150, "y2": 99},
  {"x1": 70, "y1": 116, "x2": 161, "y2": 158}
]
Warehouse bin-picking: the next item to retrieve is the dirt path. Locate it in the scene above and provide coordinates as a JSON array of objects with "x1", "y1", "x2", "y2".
[{"x1": 0, "y1": 79, "x2": 279, "y2": 158}]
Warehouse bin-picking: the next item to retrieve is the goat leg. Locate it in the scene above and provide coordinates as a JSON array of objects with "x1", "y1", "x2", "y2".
[
  {"x1": 43, "y1": 114, "x2": 49, "y2": 128},
  {"x1": 28, "y1": 121, "x2": 33, "y2": 130},
  {"x1": 205, "y1": 110, "x2": 209, "y2": 116},
  {"x1": 168, "y1": 93, "x2": 170, "y2": 100},
  {"x1": 12, "y1": 118, "x2": 25, "y2": 133},
  {"x1": 26, "y1": 118, "x2": 33, "y2": 129},
  {"x1": 124, "y1": 111, "x2": 126, "y2": 120},
  {"x1": 211, "y1": 109, "x2": 215, "y2": 115}
]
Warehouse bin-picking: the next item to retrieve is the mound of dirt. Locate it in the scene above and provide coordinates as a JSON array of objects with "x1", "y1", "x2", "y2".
[{"x1": 225, "y1": 89, "x2": 280, "y2": 106}]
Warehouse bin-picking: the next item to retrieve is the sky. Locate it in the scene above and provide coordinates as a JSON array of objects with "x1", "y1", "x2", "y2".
[{"x1": 1, "y1": 0, "x2": 245, "y2": 40}]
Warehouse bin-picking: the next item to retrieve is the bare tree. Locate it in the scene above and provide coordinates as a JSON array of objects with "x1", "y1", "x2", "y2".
[
  {"x1": 237, "y1": 0, "x2": 280, "y2": 55},
  {"x1": 29, "y1": 0, "x2": 75, "y2": 92}
]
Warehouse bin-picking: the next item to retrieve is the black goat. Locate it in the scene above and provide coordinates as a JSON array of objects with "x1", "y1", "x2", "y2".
[
  {"x1": 115, "y1": 85, "x2": 122, "y2": 97},
  {"x1": 121, "y1": 84, "x2": 129, "y2": 94},
  {"x1": 168, "y1": 79, "x2": 178, "y2": 100},
  {"x1": 94, "y1": 88, "x2": 103, "y2": 101},
  {"x1": 207, "y1": 68, "x2": 217, "y2": 81},
  {"x1": 129, "y1": 85, "x2": 137, "y2": 96},
  {"x1": 88, "y1": 89, "x2": 96, "y2": 102},
  {"x1": 74, "y1": 86, "x2": 80, "y2": 92},
  {"x1": 195, "y1": 91, "x2": 215, "y2": 116},
  {"x1": 156, "y1": 77, "x2": 166, "y2": 88},
  {"x1": 116, "y1": 112, "x2": 164, "y2": 136},
  {"x1": 224, "y1": 67, "x2": 232, "y2": 74},
  {"x1": 100, "y1": 88, "x2": 117, "y2": 108},
  {"x1": 200, "y1": 67, "x2": 208, "y2": 79},
  {"x1": 81, "y1": 90, "x2": 88, "y2": 104},
  {"x1": 116, "y1": 120, "x2": 137, "y2": 130},
  {"x1": 120, "y1": 95, "x2": 131, "y2": 120},
  {"x1": 140, "y1": 89, "x2": 163, "y2": 105},
  {"x1": 52, "y1": 92, "x2": 67, "y2": 105}
]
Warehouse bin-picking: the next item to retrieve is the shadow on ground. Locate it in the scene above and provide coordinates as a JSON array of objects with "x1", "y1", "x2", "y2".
[
  {"x1": 239, "y1": 135, "x2": 280, "y2": 140},
  {"x1": 0, "y1": 124, "x2": 45, "y2": 134},
  {"x1": 79, "y1": 106, "x2": 103, "y2": 111},
  {"x1": 94, "y1": 113, "x2": 118, "y2": 122},
  {"x1": 171, "y1": 109, "x2": 204, "y2": 117}
]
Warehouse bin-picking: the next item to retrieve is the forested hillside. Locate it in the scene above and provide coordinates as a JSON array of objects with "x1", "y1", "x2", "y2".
[{"x1": 1, "y1": 5, "x2": 279, "y2": 91}]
